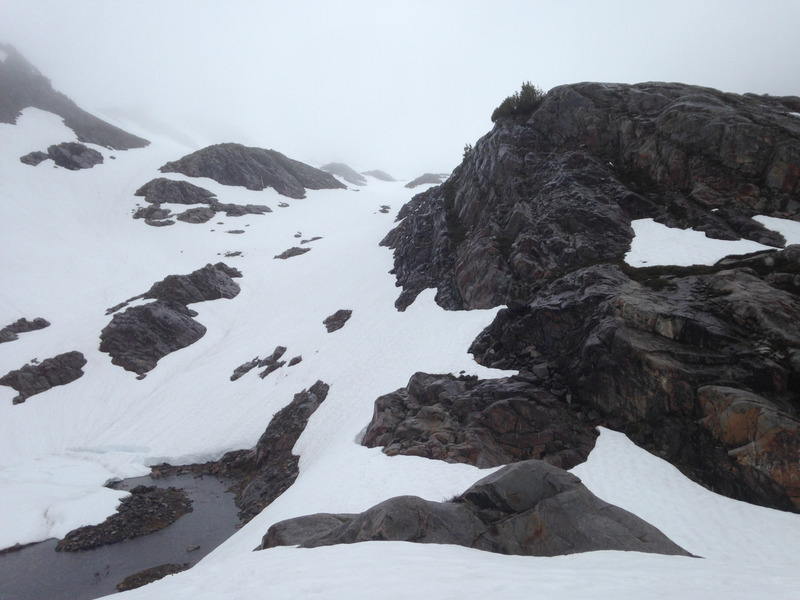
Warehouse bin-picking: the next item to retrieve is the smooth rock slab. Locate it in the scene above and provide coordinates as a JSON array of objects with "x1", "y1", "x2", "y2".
[{"x1": 261, "y1": 460, "x2": 692, "y2": 558}]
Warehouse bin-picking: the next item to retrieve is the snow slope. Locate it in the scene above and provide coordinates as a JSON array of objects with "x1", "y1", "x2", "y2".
[{"x1": 2, "y1": 109, "x2": 799, "y2": 598}]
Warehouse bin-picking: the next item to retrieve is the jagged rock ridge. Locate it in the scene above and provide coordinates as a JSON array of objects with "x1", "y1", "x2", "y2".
[
  {"x1": 0, "y1": 43, "x2": 149, "y2": 150},
  {"x1": 380, "y1": 81, "x2": 800, "y2": 513},
  {"x1": 159, "y1": 143, "x2": 346, "y2": 199}
]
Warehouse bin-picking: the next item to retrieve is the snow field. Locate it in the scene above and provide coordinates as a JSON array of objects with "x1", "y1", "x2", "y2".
[{"x1": 2, "y1": 109, "x2": 800, "y2": 599}]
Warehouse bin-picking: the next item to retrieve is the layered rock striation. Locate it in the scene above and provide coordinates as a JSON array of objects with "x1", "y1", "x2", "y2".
[{"x1": 380, "y1": 82, "x2": 800, "y2": 512}]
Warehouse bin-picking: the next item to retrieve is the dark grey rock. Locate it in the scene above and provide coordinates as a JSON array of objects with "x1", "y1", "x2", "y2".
[
  {"x1": 274, "y1": 247, "x2": 311, "y2": 259},
  {"x1": 0, "y1": 351, "x2": 87, "y2": 404},
  {"x1": 0, "y1": 317, "x2": 50, "y2": 344},
  {"x1": 99, "y1": 301, "x2": 207, "y2": 375},
  {"x1": 19, "y1": 150, "x2": 48, "y2": 166},
  {"x1": 143, "y1": 262, "x2": 242, "y2": 306},
  {"x1": 362, "y1": 372, "x2": 599, "y2": 470},
  {"x1": 323, "y1": 310, "x2": 352, "y2": 333},
  {"x1": 0, "y1": 43, "x2": 149, "y2": 149},
  {"x1": 134, "y1": 178, "x2": 217, "y2": 205},
  {"x1": 159, "y1": 143, "x2": 346, "y2": 199},
  {"x1": 177, "y1": 206, "x2": 216, "y2": 224},
  {"x1": 258, "y1": 346, "x2": 287, "y2": 379},
  {"x1": 362, "y1": 170, "x2": 396, "y2": 182},
  {"x1": 261, "y1": 460, "x2": 691, "y2": 558},
  {"x1": 405, "y1": 173, "x2": 448, "y2": 188},
  {"x1": 206, "y1": 381, "x2": 330, "y2": 521},
  {"x1": 321, "y1": 163, "x2": 367, "y2": 186},
  {"x1": 382, "y1": 81, "x2": 800, "y2": 513},
  {"x1": 100, "y1": 263, "x2": 242, "y2": 375}
]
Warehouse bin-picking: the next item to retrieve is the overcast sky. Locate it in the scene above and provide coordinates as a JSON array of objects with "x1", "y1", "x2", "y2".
[{"x1": 2, "y1": 0, "x2": 799, "y2": 178}]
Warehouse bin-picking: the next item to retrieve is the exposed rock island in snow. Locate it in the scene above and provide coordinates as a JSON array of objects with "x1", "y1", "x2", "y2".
[{"x1": 1, "y1": 46, "x2": 800, "y2": 600}]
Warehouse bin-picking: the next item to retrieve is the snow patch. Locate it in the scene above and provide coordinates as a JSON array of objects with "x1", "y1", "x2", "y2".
[
  {"x1": 753, "y1": 214, "x2": 800, "y2": 245},
  {"x1": 625, "y1": 218, "x2": 773, "y2": 267}
]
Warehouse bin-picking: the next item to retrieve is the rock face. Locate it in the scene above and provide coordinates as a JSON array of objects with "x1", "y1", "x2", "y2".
[
  {"x1": 159, "y1": 143, "x2": 346, "y2": 199},
  {"x1": 381, "y1": 82, "x2": 800, "y2": 512},
  {"x1": 203, "y1": 381, "x2": 330, "y2": 522},
  {"x1": 0, "y1": 351, "x2": 87, "y2": 404},
  {"x1": 321, "y1": 162, "x2": 367, "y2": 185},
  {"x1": 261, "y1": 460, "x2": 691, "y2": 558},
  {"x1": 0, "y1": 43, "x2": 149, "y2": 149},
  {"x1": 100, "y1": 263, "x2": 241, "y2": 375},
  {"x1": 0, "y1": 317, "x2": 50, "y2": 343},
  {"x1": 362, "y1": 372, "x2": 599, "y2": 469}
]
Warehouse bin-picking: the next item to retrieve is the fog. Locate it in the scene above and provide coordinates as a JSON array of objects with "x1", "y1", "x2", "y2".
[{"x1": 2, "y1": 0, "x2": 799, "y2": 178}]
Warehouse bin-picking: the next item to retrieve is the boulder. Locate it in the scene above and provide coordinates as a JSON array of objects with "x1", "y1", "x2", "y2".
[
  {"x1": 362, "y1": 372, "x2": 599, "y2": 469},
  {"x1": 323, "y1": 309, "x2": 352, "y2": 332},
  {"x1": 261, "y1": 460, "x2": 691, "y2": 558},
  {"x1": 0, "y1": 351, "x2": 86, "y2": 404}
]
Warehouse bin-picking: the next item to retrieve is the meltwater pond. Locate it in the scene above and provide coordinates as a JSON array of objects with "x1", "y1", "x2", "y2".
[{"x1": 0, "y1": 473, "x2": 240, "y2": 600}]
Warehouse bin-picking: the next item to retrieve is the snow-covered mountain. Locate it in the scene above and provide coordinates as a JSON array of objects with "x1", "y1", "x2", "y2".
[{"x1": 2, "y1": 46, "x2": 800, "y2": 599}]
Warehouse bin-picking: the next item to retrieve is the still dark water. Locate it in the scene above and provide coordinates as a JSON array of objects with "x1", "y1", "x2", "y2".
[{"x1": 0, "y1": 473, "x2": 240, "y2": 600}]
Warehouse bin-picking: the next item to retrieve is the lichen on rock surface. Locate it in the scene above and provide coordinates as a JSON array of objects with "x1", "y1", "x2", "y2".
[{"x1": 381, "y1": 81, "x2": 800, "y2": 513}]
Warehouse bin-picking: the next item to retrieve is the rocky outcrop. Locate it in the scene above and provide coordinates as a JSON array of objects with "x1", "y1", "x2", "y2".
[
  {"x1": 0, "y1": 317, "x2": 50, "y2": 343},
  {"x1": 159, "y1": 143, "x2": 346, "y2": 199},
  {"x1": 362, "y1": 372, "x2": 599, "y2": 470},
  {"x1": 381, "y1": 82, "x2": 800, "y2": 513},
  {"x1": 274, "y1": 247, "x2": 310, "y2": 259},
  {"x1": 100, "y1": 301, "x2": 207, "y2": 375},
  {"x1": 321, "y1": 162, "x2": 367, "y2": 185},
  {"x1": 0, "y1": 351, "x2": 87, "y2": 404},
  {"x1": 363, "y1": 170, "x2": 396, "y2": 182},
  {"x1": 56, "y1": 486, "x2": 192, "y2": 551},
  {"x1": 116, "y1": 563, "x2": 190, "y2": 592},
  {"x1": 100, "y1": 263, "x2": 241, "y2": 375},
  {"x1": 135, "y1": 178, "x2": 216, "y2": 205},
  {"x1": 133, "y1": 177, "x2": 271, "y2": 226},
  {"x1": 21, "y1": 142, "x2": 104, "y2": 170},
  {"x1": 0, "y1": 43, "x2": 149, "y2": 149},
  {"x1": 405, "y1": 173, "x2": 448, "y2": 189},
  {"x1": 323, "y1": 309, "x2": 352, "y2": 332},
  {"x1": 261, "y1": 460, "x2": 691, "y2": 558},
  {"x1": 384, "y1": 82, "x2": 800, "y2": 311},
  {"x1": 468, "y1": 256, "x2": 800, "y2": 510},
  {"x1": 197, "y1": 381, "x2": 330, "y2": 521}
]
